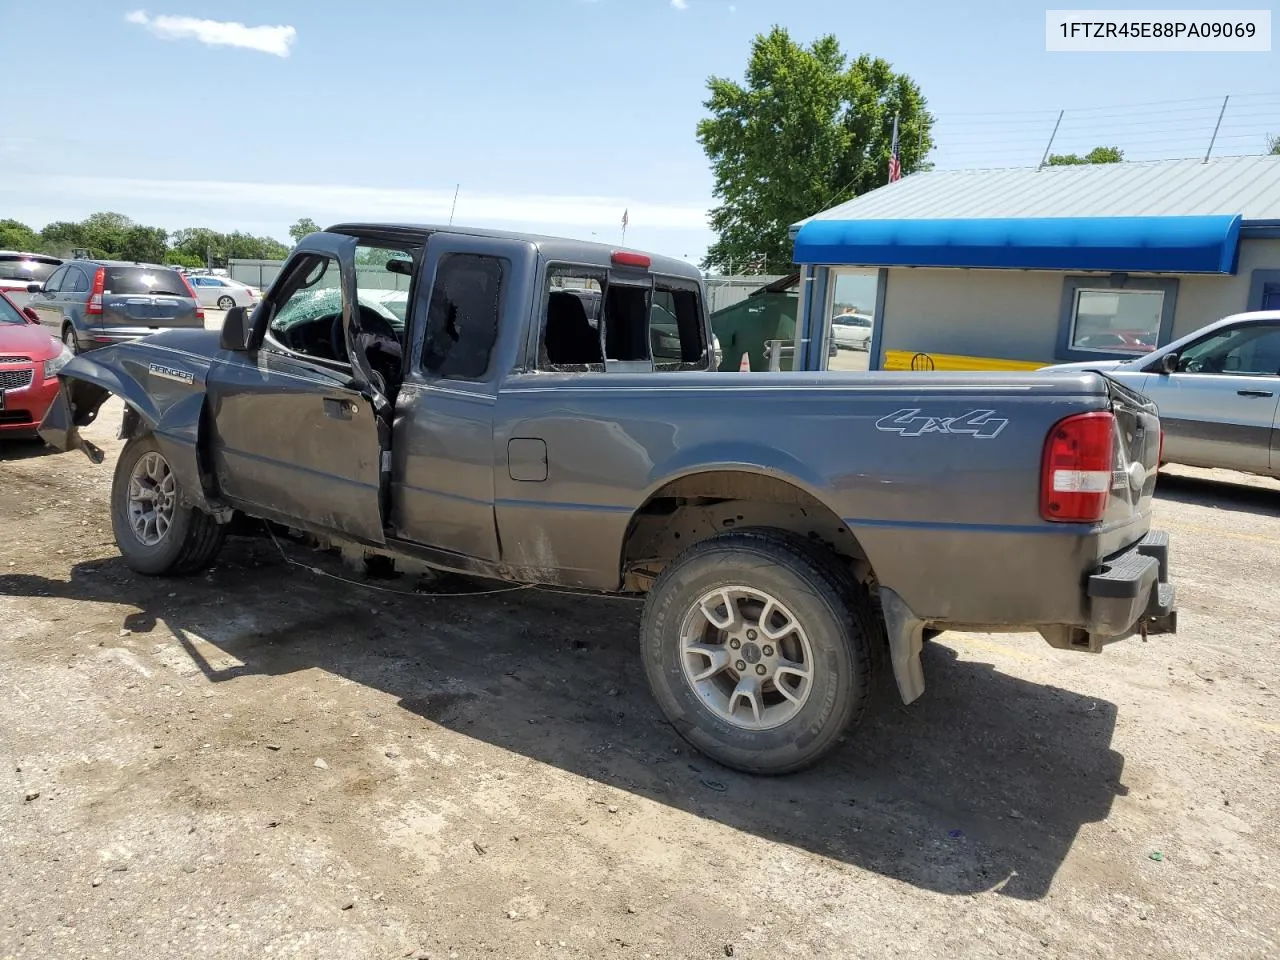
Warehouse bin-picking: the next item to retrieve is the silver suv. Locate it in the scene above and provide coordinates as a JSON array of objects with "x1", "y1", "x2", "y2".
[{"x1": 27, "y1": 260, "x2": 204, "y2": 355}]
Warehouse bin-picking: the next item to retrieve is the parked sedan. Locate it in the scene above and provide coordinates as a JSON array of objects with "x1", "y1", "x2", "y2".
[
  {"x1": 1042, "y1": 310, "x2": 1280, "y2": 479},
  {"x1": 27, "y1": 260, "x2": 204, "y2": 355},
  {"x1": 188, "y1": 274, "x2": 261, "y2": 311},
  {"x1": 832, "y1": 312, "x2": 874, "y2": 350},
  {"x1": 0, "y1": 291, "x2": 70, "y2": 438}
]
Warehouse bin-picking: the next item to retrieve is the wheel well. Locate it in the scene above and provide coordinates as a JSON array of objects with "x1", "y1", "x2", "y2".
[{"x1": 620, "y1": 471, "x2": 873, "y2": 591}]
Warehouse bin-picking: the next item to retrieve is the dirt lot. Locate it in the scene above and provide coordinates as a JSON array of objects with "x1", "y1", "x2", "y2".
[{"x1": 2, "y1": 395, "x2": 1279, "y2": 960}]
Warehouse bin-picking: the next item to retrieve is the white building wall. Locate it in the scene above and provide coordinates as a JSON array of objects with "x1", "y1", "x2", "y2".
[{"x1": 871, "y1": 236, "x2": 1280, "y2": 367}]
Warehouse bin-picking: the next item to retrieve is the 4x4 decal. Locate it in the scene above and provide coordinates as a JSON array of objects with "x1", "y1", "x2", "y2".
[{"x1": 874, "y1": 408, "x2": 1009, "y2": 439}]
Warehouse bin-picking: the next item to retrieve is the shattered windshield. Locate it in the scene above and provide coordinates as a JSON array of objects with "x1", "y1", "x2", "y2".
[{"x1": 271, "y1": 287, "x2": 401, "y2": 331}]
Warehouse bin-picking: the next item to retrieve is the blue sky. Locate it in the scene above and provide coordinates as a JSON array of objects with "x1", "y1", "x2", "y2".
[{"x1": 1, "y1": 1, "x2": 1277, "y2": 265}]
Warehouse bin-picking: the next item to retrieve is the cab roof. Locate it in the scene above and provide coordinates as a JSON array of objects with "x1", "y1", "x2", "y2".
[{"x1": 327, "y1": 222, "x2": 703, "y2": 281}]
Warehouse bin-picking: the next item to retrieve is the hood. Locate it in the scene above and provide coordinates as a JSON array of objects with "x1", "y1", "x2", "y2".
[
  {"x1": 1040, "y1": 357, "x2": 1135, "y2": 373},
  {"x1": 0, "y1": 322, "x2": 60, "y2": 360}
]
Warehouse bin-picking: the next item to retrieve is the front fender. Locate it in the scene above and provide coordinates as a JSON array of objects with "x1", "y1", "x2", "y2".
[
  {"x1": 37, "y1": 345, "x2": 216, "y2": 513},
  {"x1": 37, "y1": 350, "x2": 153, "y2": 463}
]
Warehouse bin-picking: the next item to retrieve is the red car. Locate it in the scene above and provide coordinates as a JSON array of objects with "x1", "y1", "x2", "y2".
[{"x1": 0, "y1": 290, "x2": 70, "y2": 439}]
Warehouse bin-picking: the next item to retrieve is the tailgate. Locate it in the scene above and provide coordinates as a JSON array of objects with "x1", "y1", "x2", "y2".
[
  {"x1": 103, "y1": 294, "x2": 201, "y2": 327},
  {"x1": 99, "y1": 265, "x2": 203, "y2": 329}
]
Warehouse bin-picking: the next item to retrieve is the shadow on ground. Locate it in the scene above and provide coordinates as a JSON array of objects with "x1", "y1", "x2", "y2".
[
  {"x1": 2, "y1": 537, "x2": 1127, "y2": 901},
  {"x1": 0, "y1": 438, "x2": 56, "y2": 461},
  {"x1": 1155, "y1": 472, "x2": 1280, "y2": 518}
]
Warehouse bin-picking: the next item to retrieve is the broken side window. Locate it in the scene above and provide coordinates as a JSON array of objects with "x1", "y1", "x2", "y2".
[
  {"x1": 421, "y1": 253, "x2": 506, "y2": 382},
  {"x1": 649, "y1": 283, "x2": 706, "y2": 370},
  {"x1": 540, "y1": 268, "x2": 606, "y2": 371}
]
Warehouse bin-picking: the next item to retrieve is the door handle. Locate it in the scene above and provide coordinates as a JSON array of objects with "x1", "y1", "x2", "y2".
[
  {"x1": 323, "y1": 397, "x2": 357, "y2": 420},
  {"x1": 1237, "y1": 389, "x2": 1274, "y2": 398}
]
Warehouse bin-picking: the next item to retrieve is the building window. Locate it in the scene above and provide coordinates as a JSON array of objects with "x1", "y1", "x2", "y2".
[
  {"x1": 1070, "y1": 288, "x2": 1163, "y2": 354},
  {"x1": 1056, "y1": 276, "x2": 1178, "y2": 361}
]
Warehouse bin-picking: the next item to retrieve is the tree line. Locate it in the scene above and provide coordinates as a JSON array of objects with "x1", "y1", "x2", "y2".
[{"x1": 0, "y1": 212, "x2": 301, "y2": 268}]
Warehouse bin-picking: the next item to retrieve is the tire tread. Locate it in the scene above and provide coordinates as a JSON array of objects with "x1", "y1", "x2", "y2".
[{"x1": 112, "y1": 434, "x2": 227, "y2": 577}]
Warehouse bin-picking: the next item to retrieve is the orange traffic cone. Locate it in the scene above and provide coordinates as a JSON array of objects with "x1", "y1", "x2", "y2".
[{"x1": 738, "y1": 352, "x2": 751, "y2": 373}]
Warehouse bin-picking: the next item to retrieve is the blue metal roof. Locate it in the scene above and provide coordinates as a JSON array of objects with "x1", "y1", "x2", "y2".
[{"x1": 791, "y1": 215, "x2": 1243, "y2": 274}]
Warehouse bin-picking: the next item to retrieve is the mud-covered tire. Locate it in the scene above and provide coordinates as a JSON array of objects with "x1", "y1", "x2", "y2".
[
  {"x1": 640, "y1": 529, "x2": 875, "y2": 775},
  {"x1": 111, "y1": 434, "x2": 226, "y2": 577}
]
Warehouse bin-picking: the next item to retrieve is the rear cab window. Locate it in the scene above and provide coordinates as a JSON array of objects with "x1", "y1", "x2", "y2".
[
  {"x1": 537, "y1": 263, "x2": 706, "y2": 372},
  {"x1": 0, "y1": 256, "x2": 59, "y2": 284}
]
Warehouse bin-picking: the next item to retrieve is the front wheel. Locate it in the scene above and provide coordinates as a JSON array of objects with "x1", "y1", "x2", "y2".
[
  {"x1": 111, "y1": 434, "x2": 226, "y2": 576},
  {"x1": 640, "y1": 530, "x2": 874, "y2": 775}
]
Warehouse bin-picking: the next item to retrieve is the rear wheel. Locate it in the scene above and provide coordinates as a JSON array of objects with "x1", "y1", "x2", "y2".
[
  {"x1": 640, "y1": 530, "x2": 874, "y2": 775},
  {"x1": 216, "y1": 295, "x2": 235, "y2": 310},
  {"x1": 111, "y1": 434, "x2": 226, "y2": 576},
  {"x1": 62, "y1": 326, "x2": 78, "y2": 355}
]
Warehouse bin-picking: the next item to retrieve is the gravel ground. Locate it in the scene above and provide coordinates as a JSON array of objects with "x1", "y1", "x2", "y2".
[{"x1": 2, "y1": 397, "x2": 1278, "y2": 960}]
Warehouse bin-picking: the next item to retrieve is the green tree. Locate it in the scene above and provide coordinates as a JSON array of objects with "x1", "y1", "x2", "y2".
[
  {"x1": 0, "y1": 219, "x2": 42, "y2": 252},
  {"x1": 117, "y1": 225, "x2": 169, "y2": 263},
  {"x1": 165, "y1": 248, "x2": 206, "y2": 268},
  {"x1": 1268, "y1": 134, "x2": 1280, "y2": 155},
  {"x1": 224, "y1": 231, "x2": 290, "y2": 261},
  {"x1": 289, "y1": 217, "x2": 321, "y2": 243},
  {"x1": 170, "y1": 227, "x2": 228, "y2": 267},
  {"x1": 697, "y1": 27, "x2": 934, "y2": 273},
  {"x1": 78, "y1": 212, "x2": 138, "y2": 258},
  {"x1": 169, "y1": 227, "x2": 291, "y2": 267},
  {"x1": 1046, "y1": 146, "x2": 1125, "y2": 166}
]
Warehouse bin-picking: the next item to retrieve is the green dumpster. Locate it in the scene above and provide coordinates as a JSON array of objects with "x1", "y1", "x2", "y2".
[{"x1": 709, "y1": 290, "x2": 799, "y2": 372}]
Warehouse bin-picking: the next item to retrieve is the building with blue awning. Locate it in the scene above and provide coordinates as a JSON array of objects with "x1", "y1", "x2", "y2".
[{"x1": 787, "y1": 155, "x2": 1280, "y2": 372}]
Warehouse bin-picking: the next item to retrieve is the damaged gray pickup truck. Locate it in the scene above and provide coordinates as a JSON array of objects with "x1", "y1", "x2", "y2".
[{"x1": 39, "y1": 224, "x2": 1177, "y2": 774}]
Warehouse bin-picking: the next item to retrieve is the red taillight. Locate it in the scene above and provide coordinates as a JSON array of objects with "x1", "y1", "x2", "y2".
[
  {"x1": 1040, "y1": 411, "x2": 1115, "y2": 523},
  {"x1": 86, "y1": 267, "x2": 105, "y2": 316},
  {"x1": 179, "y1": 272, "x2": 205, "y2": 320},
  {"x1": 611, "y1": 251, "x2": 651, "y2": 269}
]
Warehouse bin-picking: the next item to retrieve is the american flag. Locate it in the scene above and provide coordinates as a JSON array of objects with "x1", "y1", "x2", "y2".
[{"x1": 888, "y1": 115, "x2": 902, "y2": 183}]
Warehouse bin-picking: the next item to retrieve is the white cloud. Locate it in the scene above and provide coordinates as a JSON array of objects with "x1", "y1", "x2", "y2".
[
  {"x1": 9, "y1": 173, "x2": 710, "y2": 233},
  {"x1": 671, "y1": 0, "x2": 689, "y2": 8},
  {"x1": 124, "y1": 10, "x2": 296, "y2": 57}
]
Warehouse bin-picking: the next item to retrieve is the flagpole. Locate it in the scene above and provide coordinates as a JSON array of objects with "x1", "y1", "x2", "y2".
[
  {"x1": 621, "y1": 208, "x2": 628, "y2": 247},
  {"x1": 888, "y1": 114, "x2": 902, "y2": 183}
]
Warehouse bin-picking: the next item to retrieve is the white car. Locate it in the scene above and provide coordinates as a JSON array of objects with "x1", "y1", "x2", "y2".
[
  {"x1": 832, "y1": 312, "x2": 873, "y2": 350},
  {"x1": 188, "y1": 275, "x2": 261, "y2": 311},
  {"x1": 1041, "y1": 310, "x2": 1280, "y2": 480},
  {"x1": 361, "y1": 288, "x2": 411, "y2": 321}
]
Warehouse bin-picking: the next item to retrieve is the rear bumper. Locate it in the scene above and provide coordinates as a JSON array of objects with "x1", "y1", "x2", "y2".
[
  {"x1": 1083, "y1": 529, "x2": 1177, "y2": 644},
  {"x1": 81, "y1": 326, "x2": 203, "y2": 350}
]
